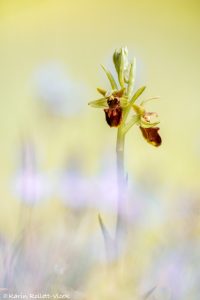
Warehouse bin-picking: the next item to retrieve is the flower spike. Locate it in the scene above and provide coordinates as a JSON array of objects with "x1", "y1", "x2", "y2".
[
  {"x1": 88, "y1": 47, "x2": 162, "y2": 262},
  {"x1": 88, "y1": 47, "x2": 162, "y2": 145}
]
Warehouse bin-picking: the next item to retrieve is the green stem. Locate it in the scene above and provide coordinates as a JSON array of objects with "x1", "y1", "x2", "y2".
[{"x1": 115, "y1": 126, "x2": 126, "y2": 253}]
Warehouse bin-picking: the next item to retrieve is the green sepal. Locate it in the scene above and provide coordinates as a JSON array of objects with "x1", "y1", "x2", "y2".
[
  {"x1": 132, "y1": 103, "x2": 145, "y2": 115},
  {"x1": 97, "y1": 87, "x2": 107, "y2": 96},
  {"x1": 130, "y1": 86, "x2": 146, "y2": 105},
  {"x1": 88, "y1": 98, "x2": 108, "y2": 108},
  {"x1": 113, "y1": 49, "x2": 121, "y2": 74},
  {"x1": 101, "y1": 64, "x2": 118, "y2": 90}
]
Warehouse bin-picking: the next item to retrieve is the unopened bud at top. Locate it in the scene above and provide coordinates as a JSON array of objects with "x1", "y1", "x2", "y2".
[
  {"x1": 113, "y1": 47, "x2": 128, "y2": 72},
  {"x1": 113, "y1": 47, "x2": 129, "y2": 88}
]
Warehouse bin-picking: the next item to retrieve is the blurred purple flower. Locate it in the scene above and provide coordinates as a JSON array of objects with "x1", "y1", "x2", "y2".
[
  {"x1": 59, "y1": 156, "x2": 129, "y2": 214},
  {"x1": 141, "y1": 249, "x2": 199, "y2": 300},
  {"x1": 32, "y1": 62, "x2": 87, "y2": 117},
  {"x1": 59, "y1": 171, "x2": 90, "y2": 209},
  {"x1": 13, "y1": 140, "x2": 50, "y2": 205},
  {"x1": 59, "y1": 157, "x2": 119, "y2": 211}
]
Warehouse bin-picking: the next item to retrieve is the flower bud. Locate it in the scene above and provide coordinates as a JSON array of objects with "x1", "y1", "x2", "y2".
[{"x1": 113, "y1": 47, "x2": 129, "y2": 87}]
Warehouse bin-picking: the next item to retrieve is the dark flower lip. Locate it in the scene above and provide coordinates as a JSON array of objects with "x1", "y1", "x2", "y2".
[
  {"x1": 139, "y1": 126, "x2": 162, "y2": 147},
  {"x1": 104, "y1": 107, "x2": 122, "y2": 127},
  {"x1": 104, "y1": 97, "x2": 122, "y2": 127},
  {"x1": 107, "y1": 97, "x2": 120, "y2": 109}
]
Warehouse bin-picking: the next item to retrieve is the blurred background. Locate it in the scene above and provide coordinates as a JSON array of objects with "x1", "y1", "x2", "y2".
[{"x1": 0, "y1": 0, "x2": 200, "y2": 299}]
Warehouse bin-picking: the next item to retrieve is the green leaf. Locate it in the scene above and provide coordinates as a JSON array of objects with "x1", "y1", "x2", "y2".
[
  {"x1": 98, "y1": 214, "x2": 112, "y2": 243},
  {"x1": 130, "y1": 86, "x2": 146, "y2": 105},
  {"x1": 101, "y1": 64, "x2": 118, "y2": 90},
  {"x1": 143, "y1": 286, "x2": 157, "y2": 299},
  {"x1": 88, "y1": 98, "x2": 108, "y2": 108},
  {"x1": 98, "y1": 214, "x2": 115, "y2": 261}
]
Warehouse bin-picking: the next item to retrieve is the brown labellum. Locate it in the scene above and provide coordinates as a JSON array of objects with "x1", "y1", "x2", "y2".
[
  {"x1": 104, "y1": 98, "x2": 122, "y2": 127},
  {"x1": 139, "y1": 126, "x2": 162, "y2": 147}
]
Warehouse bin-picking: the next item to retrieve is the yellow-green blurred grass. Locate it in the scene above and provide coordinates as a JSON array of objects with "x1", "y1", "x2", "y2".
[
  {"x1": 86, "y1": 225, "x2": 164, "y2": 300},
  {"x1": 0, "y1": 0, "x2": 199, "y2": 237}
]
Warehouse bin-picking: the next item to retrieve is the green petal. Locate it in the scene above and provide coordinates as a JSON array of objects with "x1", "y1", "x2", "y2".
[
  {"x1": 140, "y1": 96, "x2": 160, "y2": 106},
  {"x1": 120, "y1": 97, "x2": 129, "y2": 108},
  {"x1": 140, "y1": 119, "x2": 160, "y2": 128},
  {"x1": 101, "y1": 64, "x2": 118, "y2": 90},
  {"x1": 88, "y1": 98, "x2": 108, "y2": 108},
  {"x1": 112, "y1": 87, "x2": 125, "y2": 97}
]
